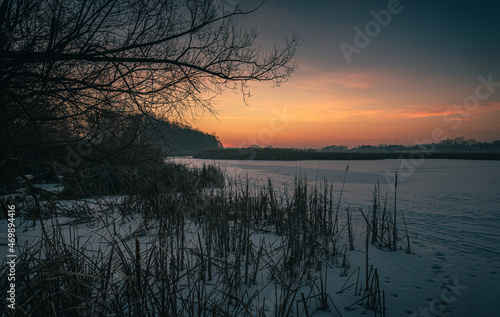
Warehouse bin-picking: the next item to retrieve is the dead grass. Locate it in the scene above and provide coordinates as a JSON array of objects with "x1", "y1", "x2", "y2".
[{"x1": 1, "y1": 163, "x2": 411, "y2": 316}]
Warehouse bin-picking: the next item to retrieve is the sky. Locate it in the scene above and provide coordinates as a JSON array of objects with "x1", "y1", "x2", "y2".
[{"x1": 193, "y1": 0, "x2": 500, "y2": 148}]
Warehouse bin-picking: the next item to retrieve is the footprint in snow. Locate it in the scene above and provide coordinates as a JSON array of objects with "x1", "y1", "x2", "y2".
[{"x1": 432, "y1": 264, "x2": 444, "y2": 272}]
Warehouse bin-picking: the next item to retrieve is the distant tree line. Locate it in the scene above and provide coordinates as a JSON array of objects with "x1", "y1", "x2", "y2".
[
  {"x1": 196, "y1": 138, "x2": 500, "y2": 161},
  {"x1": 321, "y1": 138, "x2": 500, "y2": 153}
]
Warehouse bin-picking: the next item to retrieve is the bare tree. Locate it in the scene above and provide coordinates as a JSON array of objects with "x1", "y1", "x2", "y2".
[{"x1": 0, "y1": 0, "x2": 298, "y2": 185}]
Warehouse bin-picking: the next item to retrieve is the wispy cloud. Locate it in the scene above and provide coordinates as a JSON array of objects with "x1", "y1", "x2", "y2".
[
  {"x1": 291, "y1": 69, "x2": 401, "y2": 91},
  {"x1": 389, "y1": 101, "x2": 500, "y2": 119}
]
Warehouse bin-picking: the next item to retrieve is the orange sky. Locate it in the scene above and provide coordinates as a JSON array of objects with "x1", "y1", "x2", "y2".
[
  {"x1": 192, "y1": 1, "x2": 500, "y2": 149},
  {"x1": 194, "y1": 65, "x2": 500, "y2": 148}
]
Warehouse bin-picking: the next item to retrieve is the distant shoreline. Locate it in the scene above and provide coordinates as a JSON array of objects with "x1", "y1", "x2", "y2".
[{"x1": 194, "y1": 148, "x2": 500, "y2": 161}]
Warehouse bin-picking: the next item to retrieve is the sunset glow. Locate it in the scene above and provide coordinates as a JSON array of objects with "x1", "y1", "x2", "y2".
[{"x1": 194, "y1": 0, "x2": 500, "y2": 148}]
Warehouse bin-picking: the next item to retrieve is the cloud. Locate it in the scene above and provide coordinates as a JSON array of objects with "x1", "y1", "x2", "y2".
[
  {"x1": 291, "y1": 65, "x2": 402, "y2": 91},
  {"x1": 390, "y1": 101, "x2": 500, "y2": 119}
]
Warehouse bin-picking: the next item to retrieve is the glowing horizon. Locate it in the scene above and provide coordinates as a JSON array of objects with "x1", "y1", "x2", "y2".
[{"x1": 193, "y1": 0, "x2": 500, "y2": 149}]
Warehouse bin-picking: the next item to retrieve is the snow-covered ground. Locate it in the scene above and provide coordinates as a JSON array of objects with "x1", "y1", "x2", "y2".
[
  {"x1": 2, "y1": 158, "x2": 499, "y2": 316},
  {"x1": 171, "y1": 157, "x2": 500, "y2": 316}
]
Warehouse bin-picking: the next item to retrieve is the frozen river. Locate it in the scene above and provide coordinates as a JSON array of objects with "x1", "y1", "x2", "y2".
[{"x1": 172, "y1": 157, "x2": 500, "y2": 316}]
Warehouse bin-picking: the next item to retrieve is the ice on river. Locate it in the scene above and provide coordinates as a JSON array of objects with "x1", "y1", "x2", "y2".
[{"x1": 172, "y1": 157, "x2": 500, "y2": 316}]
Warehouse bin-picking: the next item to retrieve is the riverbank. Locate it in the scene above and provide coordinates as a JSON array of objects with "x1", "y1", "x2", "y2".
[{"x1": 195, "y1": 148, "x2": 500, "y2": 161}]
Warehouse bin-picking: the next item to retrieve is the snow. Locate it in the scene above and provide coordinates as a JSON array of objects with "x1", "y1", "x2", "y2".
[
  {"x1": 2, "y1": 158, "x2": 499, "y2": 316},
  {"x1": 171, "y1": 158, "x2": 500, "y2": 316}
]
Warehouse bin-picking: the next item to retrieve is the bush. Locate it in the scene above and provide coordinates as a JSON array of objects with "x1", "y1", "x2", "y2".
[{"x1": 61, "y1": 162, "x2": 224, "y2": 199}]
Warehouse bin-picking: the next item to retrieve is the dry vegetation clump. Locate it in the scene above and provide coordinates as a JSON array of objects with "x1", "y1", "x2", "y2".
[{"x1": 1, "y1": 164, "x2": 411, "y2": 316}]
